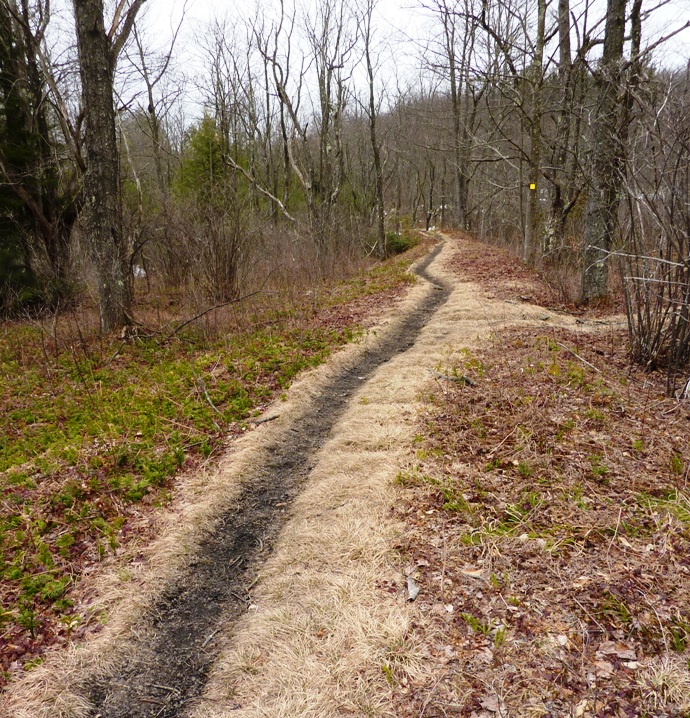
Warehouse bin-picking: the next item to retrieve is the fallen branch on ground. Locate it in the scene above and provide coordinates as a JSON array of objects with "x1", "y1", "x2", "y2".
[{"x1": 430, "y1": 370, "x2": 476, "y2": 386}]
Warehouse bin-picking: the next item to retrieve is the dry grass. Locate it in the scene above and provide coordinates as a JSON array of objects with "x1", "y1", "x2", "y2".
[
  {"x1": 639, "y1": 656, "x2": 690, "y2": 713},
  {"x1": 184, "y1": 233, "x2": 607, "y2": 718},
  {"x1": 0, "y1": 240, "x2": 428, "y2": 684},
  {"x1": 184, "y1": 250, "x2": 451, "y2": 718},
  {"x1": 0, "y1": 247, "x2": 427, "y2": 717}
]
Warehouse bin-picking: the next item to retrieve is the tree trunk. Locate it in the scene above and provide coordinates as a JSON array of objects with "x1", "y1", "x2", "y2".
[
  {"x1": 523, "y1": 0, "x2": 546, "y2": 266},
  {"x1": 73, "y1": 0, "x2": 131, "y2": 331},
  {"x1": 581, "y1": 0, "x2": 626, "y2": 302},
  {"x1": 443, "y1": 6, "x2": 465, "y2": 229},
  {"x1": 545, "y1": 0, "x2": 573, "y2": 252},
  {"x1": 363, "y1": 0, "x2": 385, "y2": 258}
]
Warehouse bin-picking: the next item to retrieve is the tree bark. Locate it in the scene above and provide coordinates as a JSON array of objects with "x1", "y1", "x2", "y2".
[
  {"x1": 73, "y1": 0, "x2": 135, "y2": 331},
  {"x1": 523, "y1": 0, "x2": 546, "y2": 266},
  {"x1": 0, "y1": 0, "x2": 78, "y2": 283},
  {"x1": 544, "y1": 0, "x2": 573, "y2": 252},
  {"x1": 581, "y1": 0, "x2": 626, "y2": 302},
  {"x1": 363, "y1": 0, "x2": 386, "y2": 257}
]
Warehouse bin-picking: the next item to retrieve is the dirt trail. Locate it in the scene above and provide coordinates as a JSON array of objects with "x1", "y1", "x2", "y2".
[
  {"x1": 2, "y1": 236, "x2": 622, "y2": 718},
  {"x1": 77, "y1": 245, "x2": 451, "y2": 718}
]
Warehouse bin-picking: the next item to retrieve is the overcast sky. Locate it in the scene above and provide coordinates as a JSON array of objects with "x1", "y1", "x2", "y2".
[
  {"x1": 128, "y1": 0, "x2": 690, "y2": 123},
  {"x1": 140, "y1": 0, "x2": 690, "y2": 57}
]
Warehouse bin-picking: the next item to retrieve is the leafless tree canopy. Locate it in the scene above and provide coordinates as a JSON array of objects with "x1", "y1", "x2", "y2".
[{"x1": 1, "y1": 0, "x2": 690, "y2": 385}]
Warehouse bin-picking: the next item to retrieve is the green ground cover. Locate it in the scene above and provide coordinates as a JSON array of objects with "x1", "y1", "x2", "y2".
[{"x1": 0, "y1": 247, "x2": 421, "y2": 681}]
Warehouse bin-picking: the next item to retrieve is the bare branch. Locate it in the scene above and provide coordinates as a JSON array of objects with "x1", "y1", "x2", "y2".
[{"x1": 224, "y1": 155, "x2": 297, "y2": 223}]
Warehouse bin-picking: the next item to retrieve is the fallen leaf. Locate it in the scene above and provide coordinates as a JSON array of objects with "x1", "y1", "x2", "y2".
[
  {"x1": 477, "y1": 647, "x2": 493, "y2": 664},
  {"x1": 594, "y1": 660, "x2": 614, "y2": 678},
  {"x1": 597, "y1": 641, "x2": 637, "y2": 661},
  {"x1": 573, "y1": 576, "x2": 591, "y2": 588},
  {"x1": 480, "y1": 696, "x2": 500, "y2": 713},
  {"x1": 407, "y1": 576, "x2": 421, "y2": 601},
  {"x1": 575, "y1": 699, "x2": 591, "y2": 717}
]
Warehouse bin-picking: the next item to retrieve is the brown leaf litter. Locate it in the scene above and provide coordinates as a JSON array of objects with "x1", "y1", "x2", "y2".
[{"x1": 393, "y1": 240, "x2": 690, "y2": 718}]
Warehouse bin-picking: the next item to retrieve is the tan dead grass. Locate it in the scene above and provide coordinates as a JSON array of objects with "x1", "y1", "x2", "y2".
[
  {"x1": 639, "y1": 656, "x2": 690, "y2": 713},
  {"x1": 185, "y1": 235, "x2": 620, "y2": 717},
  {"x1": 184, "y1": 254, "x2": 454, "y2": 718}
]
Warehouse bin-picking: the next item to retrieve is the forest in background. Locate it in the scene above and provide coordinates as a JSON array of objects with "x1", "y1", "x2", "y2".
[{"x1": 1, "y1": 0, "x2": 690, "y2": 389}]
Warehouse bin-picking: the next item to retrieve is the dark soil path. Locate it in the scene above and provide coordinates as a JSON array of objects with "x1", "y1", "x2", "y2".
[{"x1": 85, "y1": 243, "x2": 450, "y2": 718}]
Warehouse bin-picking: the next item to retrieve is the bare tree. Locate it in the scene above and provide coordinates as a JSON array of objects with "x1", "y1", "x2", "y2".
[
  {"x1": 126, "y1": 8, "x2": 186, "y2": 192},
  {"x1": 263, "y1": 0, "x2": 357, "y2": 248},
  {"x1": 621, "y1": 66, "x2": 690, "y2": 392},
  {"x1": 580, "y1": 0, "x2": 626, "y2": 302},
  {"x1": 360, "y1": 0, "x2": 386, "y2": 256},
  {"x1": 522, "y1": 0, "x2": 545, "y2": 265}
]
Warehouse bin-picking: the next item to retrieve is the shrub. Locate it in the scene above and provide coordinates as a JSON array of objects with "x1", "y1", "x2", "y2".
[{"x1": 386, "y1": 231, "x2": 419, "y2": 256}]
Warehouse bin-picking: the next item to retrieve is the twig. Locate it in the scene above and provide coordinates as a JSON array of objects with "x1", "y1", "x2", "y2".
[
  {"x1": 140, "y1": 697, "x2": 165, "y2": 706},
  {"x1": 164, "y1": 265, "x2": 282, "y2": 340},
  {"x1": 145, "y1": 684, "x2": 180, "y2": 695},
  {"x1": 201, "y1": 627, "x2": 222, "y2": 649},
  {"x1": 166, "y1": 289, "x2": 263, "y2": 339},
  {"x1": 440, "y1": 515, "x2": 447, "y2": 601},
  {"x1": 107, "y1": 340, "x2": 127, "y2": 365},
  {"x1": 418, "y1": 671, "x2": 447, "y2": 718},
  {"x1": 574, "y1": 598, "x2": 607, "y2": 635},
  {"x1": 635, "y1": 586, "x2": 669, "y2": 652},
  {"x1": 606, "y1": 505, "x2": 623, "y2": 559},
  {"x1": 555, "y1": 341, "x2": 601, "y2": 373},
  {"x1": 430, "y1": 369, "x2": 476, "y2": 386},
  {"x1": 192, "y1": 369, "x2": 223, "y2": 418},
  {"x1": 231, "y1": 590, "x2": 250, "y2": 605},
  {"x1": 156, "y1": 415, "x2": 206, "y2": 434},
  {"x1": 249, "y1": 414, "x2": 280, "y2": 426},
  {"x1": 486, "y1": 426, "x2": 518, "y2": 458}
]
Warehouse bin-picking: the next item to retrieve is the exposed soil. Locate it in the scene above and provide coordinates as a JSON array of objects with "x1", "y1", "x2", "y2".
[
  {"x1": 82, "y1": 243, "x2": 451, "y2": 718},
  {"x1": 0, "y1": 243, "x2": 427, "y2": 685},
  {"x1": 7, "y1": 233, "x2": 673, "y2": 718}
]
